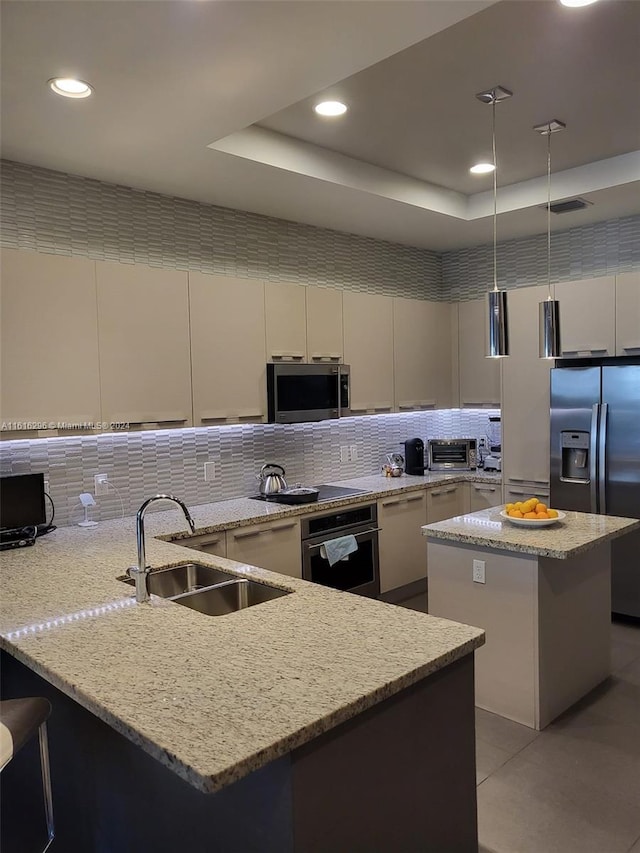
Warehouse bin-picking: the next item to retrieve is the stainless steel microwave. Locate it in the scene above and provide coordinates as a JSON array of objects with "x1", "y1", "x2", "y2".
[
  {"x1": 428, "y1": 438, "x2": 477, "y2": 470},
  {"x1": 267, "y1": 363, "x2": 351, "y2": 424}
]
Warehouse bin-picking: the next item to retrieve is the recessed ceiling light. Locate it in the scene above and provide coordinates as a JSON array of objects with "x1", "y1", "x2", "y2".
[
  {"x1": 314, "y1": 101, "x2": 347, "y2": 117},
  {"x1": 470, "y1": 162, "x2": 495, "y2": 175},
  {"x1": 48, "y1": 78, "x2": 92, "y2": 99},
  {"x1": 559, "y1": 0, "x2": 599, "y2": 6}
]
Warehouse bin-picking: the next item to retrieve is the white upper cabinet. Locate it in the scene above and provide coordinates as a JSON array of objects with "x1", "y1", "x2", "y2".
[
  {"x1": 265, "y1": 281, "x2": 307, "y2": 362},
  {"x1": 189, "y1": 272, "x2": 266, "y2": 425},
  {"x1": 501, "y1": 285, "x2": 552, "y2": 486},
  {"x1": 343, "y1": 291, "x2": 394, "y2": 414},
  {"x1": 306, "y1": 286, "x2": 343, "y2": 363},
  {"x1": 457, "y1": 297, "x2": 501, "y2": 407},
  {"x1": 0, "y1": 249, "x2": 101, "y2": 433},
  {"x1": 615, "y1": 272, "x2": 640, "y2": 356},
  {"x1": 96, "y1": 261, "x2": 192, "y2": 428},
  {"x1": 554, "y1": 276, "x2": 616, "y2": 357},
  {"x1": 393, "y1": 298, "x2": 453, "y2": 411}
]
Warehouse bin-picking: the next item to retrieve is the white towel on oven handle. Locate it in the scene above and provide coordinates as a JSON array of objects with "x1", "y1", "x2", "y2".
[{"x1": 319, "y1": 535, "x2": 359, "y2": 567}]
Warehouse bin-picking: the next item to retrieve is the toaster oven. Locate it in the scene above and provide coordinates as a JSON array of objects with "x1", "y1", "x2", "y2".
[{"x1": 428, "y1": 438, "x2": 477, "y2": 471}]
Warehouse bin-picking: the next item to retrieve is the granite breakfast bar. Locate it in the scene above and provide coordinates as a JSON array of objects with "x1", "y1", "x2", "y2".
[
  {"x1": 1, "y1": 488, "x2": 485, "y2": 853},
  {"x1": 422, "y1": 508, "x2": 640, "y2": 731}
]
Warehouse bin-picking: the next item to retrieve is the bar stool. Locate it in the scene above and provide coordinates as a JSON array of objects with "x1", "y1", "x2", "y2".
[{"x1": 0, "y1": 697, "x2": 54, "y2": 852}]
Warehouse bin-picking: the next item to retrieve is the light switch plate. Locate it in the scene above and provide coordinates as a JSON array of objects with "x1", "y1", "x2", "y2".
[
  {"x1": 473, "y1": 559, "x2": 486, "y2": 584},
  {"x1": 350, "y1": 444, "x2": 358, "y2": 461},
  {"x1": 204, "y1": 461, "x2": 216, "y2": 482},
  {"x1": 340, "y1": 446, "x2": 350, "y2": 463}
]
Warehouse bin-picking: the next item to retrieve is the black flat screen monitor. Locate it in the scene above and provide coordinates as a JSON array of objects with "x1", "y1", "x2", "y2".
[{"x1": 0, "y1": 473, "x2": 46, "y2": 531}]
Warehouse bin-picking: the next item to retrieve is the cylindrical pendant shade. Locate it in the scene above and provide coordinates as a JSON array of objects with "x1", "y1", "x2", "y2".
[
  {"x1": 487, "y1": 290, "x2": 509, "y2": 358},
  {"x1": 539, "y1": 299, "x2": 561, "y2": 359}
]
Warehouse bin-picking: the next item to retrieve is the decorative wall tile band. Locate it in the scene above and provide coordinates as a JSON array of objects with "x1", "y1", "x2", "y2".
[
  {"x1": 442, "y1": 214, "x2": 640, "y2": 300},
  {"x1": 0, "y1": 410, "x2": 498, "y2": 527},
  {"x1": 0, "y1": 160, "x2": 442, "y2": 300}
]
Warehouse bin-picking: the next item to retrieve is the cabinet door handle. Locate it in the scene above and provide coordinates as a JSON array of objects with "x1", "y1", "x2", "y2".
[
  {"x1": 310, "y1": 353, "x2": 341, "y2": 362},
  {"x1": 473, "y1": 486, "x2": 496, "y2": 492},
  {"x1": 461, "y1": 401, "x2": 487, "y2": 408},
  {"x1": 561, "y1": 348, "x2": 608, "y2": 356},
  {"x1": 271, "y1": 352, "x2": 305, "y2": 361},
  {"x1": 399, "y1": 400, "x2": 436, "y2": 411},
  {"x1": 191, "y1": 535, "x2": 222, "y2": 547},
  {"x1": 381, "y1": 494, "x2": 423, "y2": 507},
  {"x1": 430, "y1": 487, "x2": 456, "y2": 496},
  {"x1": 232, "y1": 522, "x2": 296, "y2": 540},
  {"x1": 623, "y1": 346, "x2": 640, "y2": 353}
]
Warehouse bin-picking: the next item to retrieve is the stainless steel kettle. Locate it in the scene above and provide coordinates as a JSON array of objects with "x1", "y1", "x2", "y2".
[{"x1": 257, "y1": 463, "x2": 287, "y2": 498}]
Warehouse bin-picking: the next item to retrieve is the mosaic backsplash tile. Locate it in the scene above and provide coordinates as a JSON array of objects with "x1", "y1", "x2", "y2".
[
  {"x1": 0, "y1": 160, "x2": 442, "y2": 300},
  {"x1": 442, "y1": 215, "x2": 640, "y2": 300},
  {"x1": 0, "y1": 410, "x2": 498, "y2": 527}
]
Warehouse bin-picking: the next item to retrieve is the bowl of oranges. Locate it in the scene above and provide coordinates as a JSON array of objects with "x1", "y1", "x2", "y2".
[{"x1": 500, "y1": 498, "x2": 565, "y2": 528}]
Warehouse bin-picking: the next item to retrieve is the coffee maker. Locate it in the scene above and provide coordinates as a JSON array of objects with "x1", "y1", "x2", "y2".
[{"x1": 404, "y1": 438, "x2": 429, "y2": 475}]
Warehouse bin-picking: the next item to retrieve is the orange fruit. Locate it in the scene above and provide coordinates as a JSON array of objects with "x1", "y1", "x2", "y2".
[
  {"x1": 536, "y1": 511, "x2": 550, "y2": 519},
  {"x1": 524, "y1": 512, "x2": 538, "y2": 519},
  {"x1": 536, "y1": 503, "x2": 548, "y2": 514},
  {"x1": 547, "y1": 509, "x2": 559, "y2": 518},
  {"x1": 509, "y1": 509, "x2": 524, "y2": 518}
]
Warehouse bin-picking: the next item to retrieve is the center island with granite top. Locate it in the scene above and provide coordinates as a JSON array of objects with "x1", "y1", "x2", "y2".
[
  {"x1": 422, "y1": 507, "x2": 640, "y2": 731},
  {"x1": 1, "y1": 477, "x2": 486, "y2": 853}
]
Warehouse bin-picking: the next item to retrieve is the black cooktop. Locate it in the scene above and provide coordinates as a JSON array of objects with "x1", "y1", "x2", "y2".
[{"x1": 249, "y1": 484, "x2": 370, "y2": 504}]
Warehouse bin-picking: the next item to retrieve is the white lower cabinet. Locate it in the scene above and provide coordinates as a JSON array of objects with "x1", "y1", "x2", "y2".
[
  {"x1": 179, "y1": 531, "x2": 227, "y2": 558},
  {"x1": 467, "y1": 482, "x2": 502, "y2": 512},
  {"x1": 426, "y1": 484, "x2": 465, "y2": 523},
  {"x1": 377, "y1": 492, "x2": 428, "y2": 594},
  {"x1": 226, "y1": 519, "x2": 302, "y2": 578}
]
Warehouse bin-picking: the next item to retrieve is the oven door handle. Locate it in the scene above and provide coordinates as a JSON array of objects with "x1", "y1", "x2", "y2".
[{"x1": 304, "y1": 528, "x2": 381, "y2": 553}]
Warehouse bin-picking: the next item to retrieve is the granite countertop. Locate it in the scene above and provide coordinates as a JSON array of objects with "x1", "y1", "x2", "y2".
[
  {"x1": 163, "y1": 470, "x2": 501, "y2": 540},
  {"x1": 0, "y1": 473, "x2": 488, "y2": 794},
  {"x1": 422, "y1": 507, "x2": 640, "y2": 559}
]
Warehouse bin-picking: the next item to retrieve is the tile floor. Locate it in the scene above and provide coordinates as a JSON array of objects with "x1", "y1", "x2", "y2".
[{"x1": 399, "y1": 593, "x2": 640, "y2": 853}]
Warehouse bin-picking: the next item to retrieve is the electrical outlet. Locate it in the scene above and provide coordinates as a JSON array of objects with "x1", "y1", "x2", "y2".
[
  {"x1": 94, "y1": 473, "x2": 109, "y2": 496},
  {"x1": 349, "y1": 444, "x2": 358, "y2": 461},
  {"x1": 473, "y1": 559, "x2": 486, "y2": 584},
  {"x1": 340, "y1": 446, "x2": 350, "y2": 463},
  {"x1": 203, "y1": 461, "x2": 216, "y2": 482},
  {"x1": 44, "y1": 479, "x2": 50, "y2": 494}
]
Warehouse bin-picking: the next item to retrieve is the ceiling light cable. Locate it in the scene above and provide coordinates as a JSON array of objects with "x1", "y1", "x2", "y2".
[
  {"x1": 535, "y1": 119, "x2": 565, "y2": 358},
  {"x1": 476, "y1": 85, "x2": 512, "y2": 358}
]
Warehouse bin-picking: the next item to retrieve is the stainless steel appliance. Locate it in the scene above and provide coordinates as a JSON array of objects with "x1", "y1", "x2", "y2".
[
  {"x1": 256, "y1": 463, "x2": 287, "y2": 498},
  {"x1": 267, "y1": 362, "x2": 350, "y2": 424},
  {"x1": 301, "y1": 502, "x2": 380, "y2": 598},
  {"x1": 428, "y1": 439, "x2": 477, "y2": 471},
  {"x1": 550, "y1": 362, "x2": 640, "y2": 617}
]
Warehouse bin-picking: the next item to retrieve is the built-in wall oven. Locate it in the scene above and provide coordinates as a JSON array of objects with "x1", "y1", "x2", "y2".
[{"x1": 301, "y1": 503, "x2": 380, "y2": 598}]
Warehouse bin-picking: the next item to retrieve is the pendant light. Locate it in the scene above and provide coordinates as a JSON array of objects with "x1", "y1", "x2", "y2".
[
  {"x1": 476, "y1": 86, "x2": 512, "y2": 358},
  {"x1": 534, "y1": 119, "x2": 565, "y2": 359}
]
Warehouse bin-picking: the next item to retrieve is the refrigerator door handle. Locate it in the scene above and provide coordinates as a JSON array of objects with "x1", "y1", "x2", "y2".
[
  {"x1": 598, "y1": 402, "x2": 608, "y2": 515},
  {"x1": 590, "y1": 403, "x2": 599, "y2": 513}
]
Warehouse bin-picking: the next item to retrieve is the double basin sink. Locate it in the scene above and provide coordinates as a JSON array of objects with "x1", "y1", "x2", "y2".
[{"x1": 120, "y1": 562, "x2": 291, "y2": 616}]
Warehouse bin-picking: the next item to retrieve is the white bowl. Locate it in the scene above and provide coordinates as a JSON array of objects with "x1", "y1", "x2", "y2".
[{"x1": 499, "y1": 509, "x2": 566, "y2": 528}]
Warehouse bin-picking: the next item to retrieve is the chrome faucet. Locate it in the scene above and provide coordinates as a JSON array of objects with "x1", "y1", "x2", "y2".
[{"x1": 128, "y1": 494, "x2": 196, "y2": 603}]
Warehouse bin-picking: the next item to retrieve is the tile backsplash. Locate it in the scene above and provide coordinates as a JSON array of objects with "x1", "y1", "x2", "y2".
[{"x1": 0, "y1": 410, "x2": 498, "y2": 527}]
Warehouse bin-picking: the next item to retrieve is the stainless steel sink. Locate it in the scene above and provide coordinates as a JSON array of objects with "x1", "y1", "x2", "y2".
[
  {"x1": 171, "y1": 579, "x2": 290, "y2": 616},
  {"x1": 118, "y1": 561, "x2": 291, "y2": 615},
  {"x1": 119, "y1": 562, "x2": 237, "y2": 598}
]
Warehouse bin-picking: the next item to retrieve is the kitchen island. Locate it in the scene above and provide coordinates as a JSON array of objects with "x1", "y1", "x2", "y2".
[
  {"x1": 1, "y1": 486, "x2": 485, "y2": 853},
  {"x1": 422, "y1": 508, "x2": 640, "y2": 730}
]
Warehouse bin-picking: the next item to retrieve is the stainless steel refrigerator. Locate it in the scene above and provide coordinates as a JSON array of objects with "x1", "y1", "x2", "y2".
[{"x1": 550, "y1": 364, "x2": 640, "y2": 618}]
